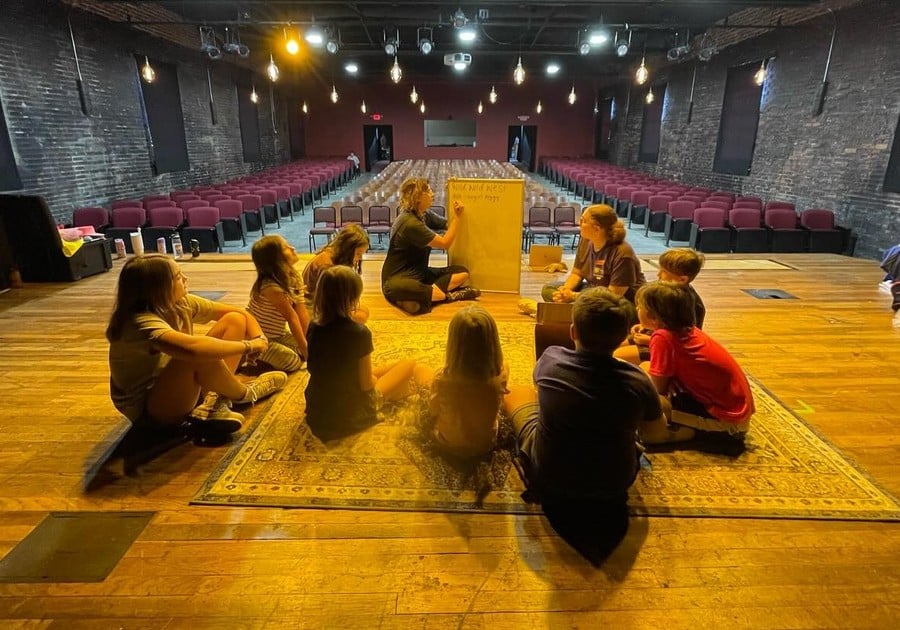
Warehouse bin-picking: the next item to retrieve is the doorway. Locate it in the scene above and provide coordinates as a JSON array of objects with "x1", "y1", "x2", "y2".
[
  {"x1": 507, "y1": 125, "x2": 537, "y2": 172},
  {"x1": 363, "y1": 125, "x2": 394, "y2": 172}
]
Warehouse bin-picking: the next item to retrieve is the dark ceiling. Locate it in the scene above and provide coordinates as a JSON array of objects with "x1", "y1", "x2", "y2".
[{"x1": 104, "y1": 1, "x2": 820, "y2": 83}]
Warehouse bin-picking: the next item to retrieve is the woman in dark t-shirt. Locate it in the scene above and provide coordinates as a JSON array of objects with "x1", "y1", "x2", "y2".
[{"x1": 381, "y1": 177, "x2": 480, "y2": 314}]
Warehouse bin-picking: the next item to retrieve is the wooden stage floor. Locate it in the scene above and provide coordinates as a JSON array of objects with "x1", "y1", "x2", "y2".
[{"x1": 0, "y1": 252, "x2": 898, "y2": 627}]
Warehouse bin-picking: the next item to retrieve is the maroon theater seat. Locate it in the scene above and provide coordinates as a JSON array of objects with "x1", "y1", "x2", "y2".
[
  {"x1": 182, "y1": 207, "x2": 224, "y2": 253},
  {"x1": 644, "y1": 195, "x2": 674, "y2": 236},
  {"x1": 664, "y1": 200, "x2": 698, "y2": 245},
  {"x1": 764, "y1": 207, "x2": 804, "y2": 252},
  {"x1": 111, "y1": 199, "x2": 142, "y2": 210},
  {"x1": 235, "y1": 194, "x2": 265, "y2": 234},
  {"x1": 72, "y1": 207, "x2": 110, "y2": 232},
  {"x1": 729, "y1": 207, "x2": 767, "y2": 253},
  {"x1": 800, "y1": 208, "x2": 845, "y2": 254},
  {"x1": 689, "y1": 208, "x2": 730, "y2": 253},
  {"x1": 214, "y1": 199, "x2": 247, "y2": 245}
]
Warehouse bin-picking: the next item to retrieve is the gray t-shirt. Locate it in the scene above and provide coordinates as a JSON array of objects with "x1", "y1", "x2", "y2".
[
  {"x1": 572, "y1": 239, "x2": 646, "y2": 302},
  {"x1": 108, "y1": 294, "x2": 217, "y2": 422}
]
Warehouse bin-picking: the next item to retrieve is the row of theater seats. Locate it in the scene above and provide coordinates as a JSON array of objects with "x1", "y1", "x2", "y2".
[
  {"x1": 539, "y1": 158, "x2": 851, "y2": 254},
  {"x1": 308, "y1": 204, "x2": 450, "y2": 251},
  {"x1": 70, "y1": 160, "x2": 353, "y2": 253}
]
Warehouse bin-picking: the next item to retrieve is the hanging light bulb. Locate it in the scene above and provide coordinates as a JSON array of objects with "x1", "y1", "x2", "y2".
[
  {"x1": 754, "y1": 59, "x2": 767, "y2": 86},
  {"x1": 536, "y1": 100, "x2": 543, "y2": 114},
  {"x1": 330, "y1": 84, "x2": 339, "y2": 103},
  {"x1": 645, "y1": 88, "x2": 655, "y2": 104},
  {"x1": 390, "y1": 56, "x2": 402, "y2": 84},
  {"x1": 285, "y1": 28, "x2": 300, "y2": 55},
  {"x1": 593, "y1": 98, "x2": 599, "y2": 115},
  {"x1": 361, "y1": 100, "x2": 367, "y2": 114},
  {"x1": 568, "y1": 84, "x2": 577, "y2": 105},
  {"x1": 635, "y1": 56, "x2": 649, "y2": 85},
  {"x1": 301, "y1": 101, "x2": 308, "y2": 114},
  {"x1": 420, "y1": 101, "x2": 426, "y2": 114},
  {"x1": 140, "y1": 56, "x2": 156, "y2": 83},
  {"x1": 513, "y1": 56, "x2": 525, "y2": 85},
  {"x1": 266, "y1": 54, "x2": 280, "y2": 82},
  {"x1": 477, "y1": 101, "x2": 483, "y2": 114},
  {"x1": 488, "y1": 85, "x2": 498, "y2": 104},
  {"x1": 250, "y1": 86, "x2": 259, "y2": 104},
  {"x1": 410, "y1": 85, "x2": 418, "y2": 104}
]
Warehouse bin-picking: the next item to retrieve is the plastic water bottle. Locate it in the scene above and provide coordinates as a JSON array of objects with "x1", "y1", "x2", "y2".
[{"x1": 171, "y1": 234, "x2": 184, "y2": 259}]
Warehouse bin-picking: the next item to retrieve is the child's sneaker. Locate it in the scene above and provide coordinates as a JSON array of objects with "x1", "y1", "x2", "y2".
[
  {"x1": 237, "y1": 371, "x2": 288, "y2": 405},
  {"x1": 189, "y1": 396, "x2": 244, "y2": 434},
  {"x1": 447, "y1": 286, "x2": 481, "y2": 302}
]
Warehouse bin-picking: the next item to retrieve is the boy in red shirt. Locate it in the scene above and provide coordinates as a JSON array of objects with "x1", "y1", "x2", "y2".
[{"x1": 636, "y1": 281, "x2": 754, "y2": 445}]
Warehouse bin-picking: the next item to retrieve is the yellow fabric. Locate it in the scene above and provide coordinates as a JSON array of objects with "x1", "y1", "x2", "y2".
[{"x1": 60, "y1": 238, "x2": 84, "y2": 258}]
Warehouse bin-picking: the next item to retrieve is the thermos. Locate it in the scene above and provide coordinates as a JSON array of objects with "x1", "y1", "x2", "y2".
[{"x1": 156, "y1": 237, "x2": 167, "y2": 254}]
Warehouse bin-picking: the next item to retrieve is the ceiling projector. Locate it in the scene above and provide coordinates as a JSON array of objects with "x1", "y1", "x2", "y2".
[{"x1": 444, "y1": 52, "x2": 472, "y2": 67}]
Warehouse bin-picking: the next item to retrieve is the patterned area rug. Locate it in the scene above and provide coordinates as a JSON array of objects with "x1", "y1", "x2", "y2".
[{"x1": 193, "y1": 320, "x2": 900, "y2": 520}]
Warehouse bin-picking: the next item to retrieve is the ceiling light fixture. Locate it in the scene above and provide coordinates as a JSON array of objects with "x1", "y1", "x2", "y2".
[
  {"x1": 646, "y1": 88, "x2": 655, "y2": 104},
  {"x1": 344, "y1": 62, "x2": 358, "y2": 74},
  {"x1": 458, "y1": 26, "x2": 477, "y2": 43},
  {"x1": 420, "y1": 101, "x2": 426, "y2": 114},
  {"x1": 330, "y1": 84, "x2": 339, "y2": 103},
  {"x1": 223, "y1": 27, "x2": 250, "y2": 57},
  {"x1": 140, "y1": 56, "x2": 156, "y2": 83},
  {"x1": 593, "y1": 98, "x2": 599, "y2": 115},
  {"x1": 513, "y1": 56, "x2": 525, "y2": 85},
  {"x1": 305, "y1": 23, "x2": 324, "y2": 47},
  {"x1": 250, "y1": 85, "x2": 259, "y2": 104},
  {"x1": 452, "y1": 8, "x2": 467, "y2": 29},
  {"x1": 384, "y1": 29, "x2": 399, "y2": 55},
  {"x1": 536, "y1": 100, "x2": 543, "y2": 114},
  {"x1": 588, "y1": 28, "x2": 609, "y2": 46},
  {"x1": 301, "y1": 101, "x2": 308, "y2": 114},
  {"x1": 546, "y1": 63, "x2": 560, "y2": 75},
  {"x1": 284, "y1": 27, "x2": 300, "y2": 55},
  {"x1": 635, "y1": 55, "x2": 649, "y2": 85},
  {"x1": 568, "y1": 84, "x2": 576, "y2": 105},
  {"x1": 325, "y1": 30, "x2": 340, "y2": 54},
  {"x1": 200, "y1": 26, "x2": 222, "y2": 59},
  {"x1": 410, "y1": 85, "x2": 418, "y2": 103},
  {"x1": 477, "y1": 100, "x2": 483, "y2": 114},
  {"x1": 390, "y1": 56, "x2": 402, "y2": 83},
  {"x1": 488, "y1": 85, "x2": 498, "y2": 103},
  {"x1": 266, "y1": 54, "x2": 280, "y2": 82},
  {"x1": 361, "y1": 100, "x2": 367, "y2": 114},
  {"x1": 417, "y1": 27, "x2": 434, "y2": 54},
  {"x1": 578, "y1": 41, "x2": 591, "y2": 55},
  {"x1": 615, "y1": 30, "x2": 631, "y2": 57},
  {"x1": 754, "y1": 59, "x2": 767, "y2": 86}
]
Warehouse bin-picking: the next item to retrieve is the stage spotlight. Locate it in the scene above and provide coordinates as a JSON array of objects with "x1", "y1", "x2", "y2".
[
  {"x1": 344, "y1": 62, "x2": 358, "y2": 74},
  {"x1": 417, "y1": 27, "x2": 433, "y2": 54},
  {"x1": 452, "y1": 8, "x2": 467, "y2": 29},
  {"x1": 200, "y1": 26, "x2": 221, "y2": 60},
  {"x1": 223, "y1": 27, "x2": 250, "y2": 57},
  {"x1": 458, "y1": 26, "x2": 476, "y2": 43},
  {"x1": 546, "y1": 63, "x2": 560, "y2": 75},
  {"x1": 305, "y1": 24, "x2": 324, "y2": 47},
  {"x1": 615, "y1": 36, "x2": 629, "y2": 57},
  {"x1": 325, "y1": 30, "x2": 340, "y2": 54},
  {"x1": 588, "y1": 28, "x2": 609, "y2": 46},
  {"x1": 578, "y1": 42, "x2": 591, "y2": 55}
]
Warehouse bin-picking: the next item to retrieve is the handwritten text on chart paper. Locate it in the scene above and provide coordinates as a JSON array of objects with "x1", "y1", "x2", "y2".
[{"x1": 453, "y1": 181, "x2": 506, "y2": 204}]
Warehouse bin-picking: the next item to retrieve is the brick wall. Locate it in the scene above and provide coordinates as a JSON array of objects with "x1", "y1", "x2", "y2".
[
  {"x1": 609, "y1": 0, "x2": 900, "y2": 260},
  {"x1": 0, "y1": 0, "x2": 288, "y2": 224}
]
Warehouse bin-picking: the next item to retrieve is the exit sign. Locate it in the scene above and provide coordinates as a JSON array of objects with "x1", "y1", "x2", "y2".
[{"x1": 371, "y1": 113, "x2": 382, "y2": 121}]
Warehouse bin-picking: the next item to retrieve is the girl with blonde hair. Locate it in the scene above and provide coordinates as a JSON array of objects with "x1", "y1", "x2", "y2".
[
  {"x1": 106, "y1": 254, "x2": 287, "y2": 434},
  {"x1": 305, "y1": 265, "x2": 417, "y2": 439},
  {"x1": 381, "y1": 177, "x2": 480, "y2": 315},
  {"x1": 418, "y1": 305, "x2": 509, "y2": 458},
  {"x1": 247, "y1": 235, "x2": 309, "y2": 372}
]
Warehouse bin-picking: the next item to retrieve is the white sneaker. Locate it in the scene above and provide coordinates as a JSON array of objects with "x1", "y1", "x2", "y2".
[
  {"x1": 237, "y1": 371, "x2": 289, "y2": 405},
  {"x1": 189, "y1": 397, "x2": 244, "y2": 433}
]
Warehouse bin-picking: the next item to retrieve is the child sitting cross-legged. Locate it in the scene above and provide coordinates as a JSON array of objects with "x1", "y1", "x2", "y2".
[
  {"x1": 305, "y1": 265, "x2": 417, "y2": 440},
  {"x1": 635, "y1": 282, "x2": 754, "y2": 445},
  {"x1": 614, "y1": 248, "x2": 705, "y2": 366},
  {"x1": 416, "y1": 305, "x2": 510, "y2": 459}
]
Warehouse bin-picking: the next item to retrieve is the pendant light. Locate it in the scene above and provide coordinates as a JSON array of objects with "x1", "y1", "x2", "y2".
[
  {"x1": 645, "y1": 88, "x2": 655, "y2": 104},
  {"x1": 301, "y1": 101, "x2": 308, "y2": 114},
  {"x1": 477, "y1": 101, "x2": 484, "y2": 114},
  {"x1": 410, "y1": 85, "x2": 419, "y2": 104},
  {"x1": 250, "y1": 86, "x2": 259, "y2": 104},
  {"x1": 390, "y1": 56, "x2": 402, "y2": 83},
  {"x1": 361, "y1": 100, "x2": 367, "y2": 114},
  {"x1": 488, "y1": 85, "x2": 498, "y2": 103},
  {"x1": 635, "y1": 51, "x2": 649, "y2": 85},
  {"x1": 513, "y1": 57, "x2": 525, "y2": 85},
  {"x1": 266, "y1": 54, "x2": 280, "y2": 82},
  {"x1": 140, "y1": 56, "x2": 156, "y2": 83},
  {"x1": 536, "y1": 100, "x2": 543, "y2": 114},
  {"x1": 754, "y1": 59, "x2": 767, "y2": 86},
  {"x1": 420, "y1": 101, "x2": 426, "y2": 114},
  {"x1": 330, "y1": 84, "x2": 339, "y2": 103},
  {"x1": 568, "y1": 84, "x2": 577, "y2": 105}
]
